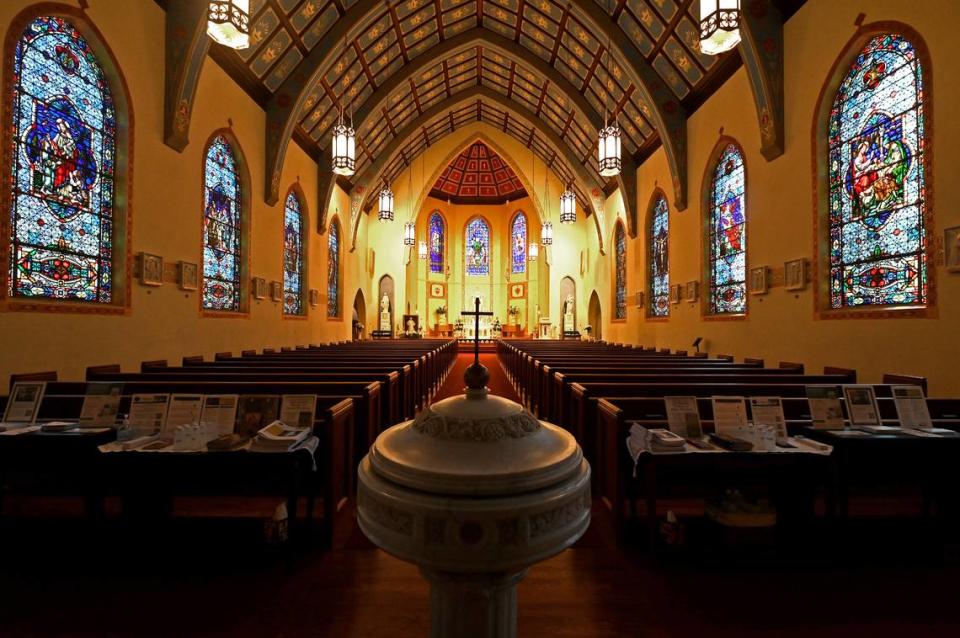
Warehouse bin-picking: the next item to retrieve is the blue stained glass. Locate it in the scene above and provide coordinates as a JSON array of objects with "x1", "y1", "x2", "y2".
[
  {"x1": 465, "y1": 217, "x2": 490, "y2": 276},
  {"x1": 615, "y1": 222, "x2": 627, "y2": 319},
  {"x1": 511, "y1": 212, "x2": 527, "y2": 275},
  {"x1": 202, "y1": 136, "x2": 242, "y2": 311},
  {"x1": 282, "y1": 191, "x2": 303, "y2": 315},
  {"x1": 829, "y1": 34, "x2": 926, "y2": 308},
  {"x1": 429, "y1": 211, "x2": 444, "y2": 274},
  {"x1": 8, "y1": 16, "x2": 116, "y2": 303},
  {"x1": 708, "y1": 144, "x2": 746, "y2": 314},
  {"x1": 649, "y1": 195, "x2": 669, "y2": 317},
  {"x1": 327, "y1": 220, "x2": 340, "y2": 317}
]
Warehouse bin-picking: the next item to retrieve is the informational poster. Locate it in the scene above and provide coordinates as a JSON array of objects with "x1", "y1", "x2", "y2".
[
  {"x1": 807, "y1": 386, "x2": 844, "y2": 430},
  {"x1": 164, "y1": 394, "x2": 204, "y2": 432},
  {"x1": 79, "y1": 383, "x2": 123, "y2": 428},
  {"x1": 750, "y1": 396, "x2": 788, "y2": 440},
  {"x1": 280, "y1": 395, "x2": 317, "y2": 429},
  {"x1": 2, "y1": 382, "x2": 46, "y2": 423},
  {"x1": 842, "y1": 385, "x2": 881, "y2": 426},
  {"x1": 200, "y1": 395, "x2": 239, "y2": 436},
  {"x1": 236, "y1": 396, "x2": 280, "y2": 437},
  {"x1": 711, "y1": 396, "x2": 748, "y2": 435},
  {"x1": 128, "y1": 394, "x2": 170, "y2": 434},
  {"x1": 892, "y1": 385, "x2": 933, "y2": 430},
  {"x1": 664, "y1": 396, "x2": 702, "y2": 438}
]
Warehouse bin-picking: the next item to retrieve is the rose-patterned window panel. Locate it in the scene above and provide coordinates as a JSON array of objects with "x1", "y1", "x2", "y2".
[
  {"x1": 465, "y1": 217, "x2": 490, "y2": 277},
  {"x1": 614, "y1": 222, "x2": 627, "y2": 320},
  {"x1": 829, "y1": 34, "x2": 926, "y2": 308},
  {"x1": 649, "y1": 195, "x2": 670, "y2": 317},
  {"x1": 202, "y1": 135, "x2": 242, "y2": 311},
  {"x1": 8, "y1": 16, "x2": 116, "y2": 302},
  {"x1": 708, "y1": 144, "x2": 747, "y2": 314},
  {"x1": 511, "y1": 212, "x2": 526, "y2": 275},
  {"x1": 327, "y1": 221, "x2": 340, "y2": 317},
  {"x1": 429, "y1": 211, "x2": 444, "y2": 274},
  {"x1": 282, "y1": 191, "x2": 303, "y2": 316}
]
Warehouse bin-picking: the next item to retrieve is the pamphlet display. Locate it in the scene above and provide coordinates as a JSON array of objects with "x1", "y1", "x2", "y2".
[
  {"x1": 78, "y1": 383, "x2": 123, "y2": 428},
  {"x1": 128, "y1": 394, "x2": 170, "y2": 434},
  {"x1": 711, "y1": 396, "x2": 748, "y2": 435},
  {"x1": 664, "y1": 396, "x2": 702, "y2": 438},
  {"x1": 236, "y1": 395, "x2": 280, "y2": 437},
  {"x1": 200, "y1": 395, "x2": 239, "y2": 435},
  {"x1": 806, "y1": 386, "x2": 844, "y2": 430},
  {"x1": 749, "y1": 397, "x2": 787, "y2": 440},
  {"x1": 2, "y1": 382, "x2": 46, "y2": 424},
  {"x1": 164, "y1": 394, "x2": 204, "y2": 432},
  {"x1": 892, "y1": 385, "x2": 933, "y2": 430},
  {"x1": 279, "y1": 395, "x2": 317, "y2": 429},
  {"x1": 842, "y1": 385, "x2": 881, "y2": 426}
]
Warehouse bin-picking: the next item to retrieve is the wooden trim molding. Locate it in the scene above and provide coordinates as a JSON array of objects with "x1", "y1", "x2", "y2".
[
  {"x1": 0, "y1": 3, "x2": 134, "y2": 316},
  {"x1": 810, "y1": 21, "x2": 936, "y2": 321}
]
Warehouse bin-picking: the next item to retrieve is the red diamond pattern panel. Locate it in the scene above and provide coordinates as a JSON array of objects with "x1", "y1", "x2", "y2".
[{"x1": 430, "y1": 141, "x2": 526, "y2": 203}]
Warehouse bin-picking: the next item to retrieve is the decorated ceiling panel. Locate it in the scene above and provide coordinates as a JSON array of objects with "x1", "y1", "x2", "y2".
[
  {"x1": 429, "y1": 141, "x2": 526, "y2": 203},
  {"x1": 217, "y1": 0, "x2": 743, "y2": 182}
]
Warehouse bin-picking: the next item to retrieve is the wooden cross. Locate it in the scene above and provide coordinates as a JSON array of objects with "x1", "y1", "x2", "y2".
[{"x1": 461, "y1": 297, "x2": 493, "y2": 365}]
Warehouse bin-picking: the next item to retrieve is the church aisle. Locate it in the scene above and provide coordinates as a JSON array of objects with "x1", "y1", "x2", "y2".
[{"x1": 432, "y1": 351, "x2": 521, "y2": 403}]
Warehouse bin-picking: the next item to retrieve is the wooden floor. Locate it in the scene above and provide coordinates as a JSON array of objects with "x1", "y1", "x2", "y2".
[{"x1": 1, "y1": 354, "x2": 959, "y2": 636}]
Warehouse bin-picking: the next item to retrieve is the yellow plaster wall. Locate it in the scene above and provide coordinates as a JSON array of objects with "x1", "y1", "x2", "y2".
[
  {"x1": 0, "y1": 0, "x2": 353, "y2": 386},
  {"x1": 615, "y1": 0, "x2": 960, "y2": 395}
]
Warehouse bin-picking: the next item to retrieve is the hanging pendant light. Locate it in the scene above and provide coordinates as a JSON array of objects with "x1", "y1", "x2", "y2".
[
  {"x1": 598, "y1": 121, "x2": 621, "y2": 177},
  {"x1": 541, "y1": 221, "x2": 553, "y2": 246},
  {"x1": 403, "y1": 221, "x2": 415, "y2": 245},
  {"x1": 528, "y1": 241, "x2": 539, "y2": 262},
  {"x1": 560, "y1": 185, "x2": 577, "y2": 224},
  {"x1": 699, "y1": 0, "x2": 741, "y2": 55},
  {"x1": 418, "y1": 240, "x2": 428, "y2": 260},
  {"x1": 378, "y1": 180, "x2": 394, "y2": 222},
  {"x1": 207, "y1": 0, "x2": 250, "y2": 49},
  {"x1": 332, "y1": 104, "x2": 356, "y2": 176}
]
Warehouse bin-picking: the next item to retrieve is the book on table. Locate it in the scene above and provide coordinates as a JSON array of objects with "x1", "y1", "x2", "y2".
[{"x1": 249, "y1": 420, "x2": 312, "y2": 452}]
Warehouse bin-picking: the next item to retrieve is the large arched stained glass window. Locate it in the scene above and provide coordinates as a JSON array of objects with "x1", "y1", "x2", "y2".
[
  {"x1": 282, "y1": 191, "x2": 304, "y2": 316},
  {"x1": 511, "y1": 212, "x2": 527, "y2": 275},
  {"x1": 614, "y1": 222, "x2": 627, "y2": 320},
  {"x1": 202, "y1": 135, "x2": 242, "y2": 311},
  {"x1": 708, "y1": 143, "x2": 746, "y2": 314},
  {"x1": 465, "y1": 217, "x2": 490, "y2": 276},
  {"x1": 829, "y1": 34, "x2": 926, "y2": 308},
  {"x1": 327, "y1": 219, "x2": 340, "y2": 318},
  {"x1": 649, "y1": 194, "x2": 670, "y2": 317},
  {"x1": 8, "y1": 16, "x2": 116, "y2": 302},
  {"x1": 429, "y1": 211, "x2": 444, "y2": 274}
]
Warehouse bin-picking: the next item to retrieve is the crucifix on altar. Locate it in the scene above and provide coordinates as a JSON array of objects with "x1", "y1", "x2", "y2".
[{"x1": 461, "y1": 297, "x2": 493, "y2": 395}]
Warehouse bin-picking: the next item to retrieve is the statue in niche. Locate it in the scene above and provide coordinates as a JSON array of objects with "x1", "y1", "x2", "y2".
[{"x1": 563, "y1": 295, "x2": 575, "y2": 333}]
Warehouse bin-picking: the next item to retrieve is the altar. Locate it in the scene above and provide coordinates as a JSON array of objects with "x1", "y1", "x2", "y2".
[{"x1": 461, "y1": 296, "x2": 493, "y2": 340}]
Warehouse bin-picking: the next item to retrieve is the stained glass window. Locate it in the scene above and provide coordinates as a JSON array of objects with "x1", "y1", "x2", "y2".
[
  {"x1": 511, "y1": 212, "x2": 527, "y2": 275},
  {"x1": 282, "y1": 191, "x2": 303, "y2": 316},
  {"x1": 465, "y1": 217, "x2": 490, "y2": 276},
  {"x1": 429, "y1": 211, "x2": 444, "y2": 274},
  {"x1": 829, "y1": 34, "x2": 926, "y2": 308},
  {"x1": 649, "y1": 195, "x2": 670, "y2": 317},
  {"x1": 202, "y1": 135, "x2": 242, "y2": 311},
  {"x1": 614, "y1": 222, "x2": 627, "y2": 320},
  {"x1": 327, "y1": 220, "x2": 340, "y2": 317},
  {"x1": 708, "y1": 144, "x2": 747, "y2": 314},
  {"x1": 8, "y1": 16, "x2": 116, "y2": 302}
]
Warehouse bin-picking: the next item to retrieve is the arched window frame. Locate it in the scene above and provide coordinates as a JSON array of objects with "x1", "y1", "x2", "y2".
[
  {"x1": 646, "y1": 189, "x2": 670, "y2": 319},
  {"x1": 812, "y1": 22, "x2": 935, "y2": 319},
  {"x1": 612, "y1": 220, "x2": 627, "y2": 322},
  {"x1": 200, "y1": 129, "x2": 249, "y2": 316},
  {"x1": 428, "y1": 210, "x2": 445, "y2": 275},
  {"x1": 464, "y1": 216, "x2": 491, "y2": 277},
  {"x1": 326, "y1": 215, "x2": 342, "y2": 320},
  {"x1": 1, "y1": 7, "x2": 133, "y2": 314},
  {"x1": 510, "y1": 211, "x2": 527, "y2": 275},
  {"x1": 703, "y1": 137, "x2": 748, "y2": 318},
  {"x1": 282, "y1": 184, "x2": 307, "y2": 318}
]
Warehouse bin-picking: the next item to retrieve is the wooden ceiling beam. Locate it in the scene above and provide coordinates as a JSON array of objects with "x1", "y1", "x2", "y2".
[
  {"x1": 739, "y1": 0, "x2": 786, "y2": 160},
  {"x1": 162, "y1": 0, "x2": 211, "y2": 151}
]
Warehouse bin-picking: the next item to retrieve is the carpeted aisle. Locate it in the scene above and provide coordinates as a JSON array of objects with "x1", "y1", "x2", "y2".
[{"x1": 432, "y1": 351, "x2": 521, "y2": 403}]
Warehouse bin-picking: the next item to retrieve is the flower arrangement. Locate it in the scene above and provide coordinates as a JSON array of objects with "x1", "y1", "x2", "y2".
[{"x1": 436, "y1": 305, "x2": 447, "y2": 316}]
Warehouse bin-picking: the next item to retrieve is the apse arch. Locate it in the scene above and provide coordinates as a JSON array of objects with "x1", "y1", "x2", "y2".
[
  {"x1": 1, "y1": 3, "x2": 134, "y2": 313},
  {"x1": 810, "y1": 21, "x2": 934, "y2": 319}
]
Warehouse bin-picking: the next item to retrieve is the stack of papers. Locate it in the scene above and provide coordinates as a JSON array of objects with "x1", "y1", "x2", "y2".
[
  {"x1": 249, "y1": 420, "x2": 312, "y2": 452},
  {"x1": 627, "y1": 424, "x2": 685, "y2": 455}
]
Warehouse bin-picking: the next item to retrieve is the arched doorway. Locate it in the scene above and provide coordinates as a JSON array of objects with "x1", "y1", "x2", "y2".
[
  {"x1": 588, "y1": 291, "x2": 602, "y2": 341},
  {"x1": 352, "y1": 289, "x2": 367, "y2": 340},
  {"x1": 559, "y1": 276, "x2": 576, "y2": 338},
  {"x1": 377, "y1": 275, "x2": 395, "y2": 336}
]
